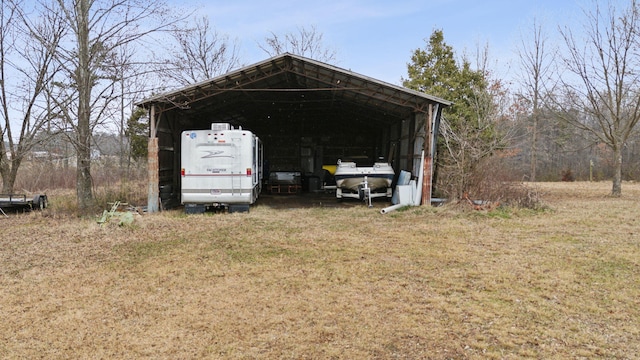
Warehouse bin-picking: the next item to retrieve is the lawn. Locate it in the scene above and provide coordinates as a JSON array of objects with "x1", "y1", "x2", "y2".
[{"x1": 1, "y1": 182, "x2": 639, "y2": 359}]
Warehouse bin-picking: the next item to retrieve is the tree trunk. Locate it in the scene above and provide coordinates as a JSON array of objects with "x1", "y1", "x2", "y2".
[
  {"x1": 75, "y1": 0, "x2": 93, "y2": 212},
  {"x1": 0, "y1": 161, "x2": 13, "y2": 194},
  {"x1": 76, "y1": 138, "x2": 93, "y2": 210},
  {"x1": 0, "y1": 157, "x2": 21, "y2": 194},
  {"x1": 530, "y1": 112, "x2": 538, "y2": 182},
  {"x1": 611, "y1": 145, "x2": 622, "y2": 197}
]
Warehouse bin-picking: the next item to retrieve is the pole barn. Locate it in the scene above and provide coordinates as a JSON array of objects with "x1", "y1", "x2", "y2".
[{"x1": 136, "y1": 53, "x2": 451, "y2": 212}]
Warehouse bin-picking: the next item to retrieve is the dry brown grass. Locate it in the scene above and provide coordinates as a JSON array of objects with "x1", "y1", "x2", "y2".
[{"x1": 1, "y1": 182, "x2": 639, "y2": 359}]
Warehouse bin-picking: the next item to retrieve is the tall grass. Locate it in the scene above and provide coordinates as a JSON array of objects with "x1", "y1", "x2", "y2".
[
  {"x1": 9, "y1": 157, "x2": 146, "y2": 191},
  {"x1": 4, "y1": 158, "x2": 148, "y2": 215}
]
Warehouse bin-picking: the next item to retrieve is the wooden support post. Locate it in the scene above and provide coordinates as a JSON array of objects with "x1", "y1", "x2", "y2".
[
  {"x1": 147, "y1": 105, "x2": 159, "y2": 213},
  {"x1": 421, "y1": 104, "x2": 433, "y2": 206}
]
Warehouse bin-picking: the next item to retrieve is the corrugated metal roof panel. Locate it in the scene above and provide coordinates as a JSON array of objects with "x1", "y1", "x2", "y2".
[{"x1": 136, "y1": 53, "x2": 452, "y2": 117}]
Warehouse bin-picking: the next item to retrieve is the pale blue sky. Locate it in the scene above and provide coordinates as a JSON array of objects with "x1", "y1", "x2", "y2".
[{"x1": 192, "y1": 0, "x2": 589, "y2": 85}]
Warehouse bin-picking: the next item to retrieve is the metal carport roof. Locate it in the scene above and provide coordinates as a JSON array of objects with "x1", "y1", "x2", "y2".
[{"x1": 136, "y1": 53, "x2": 451, "y2": 130}]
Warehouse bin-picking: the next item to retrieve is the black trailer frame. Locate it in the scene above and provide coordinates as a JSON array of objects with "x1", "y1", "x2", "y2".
[{"x1": 0, "y1": 194, "x2": 48, "y2": 216}]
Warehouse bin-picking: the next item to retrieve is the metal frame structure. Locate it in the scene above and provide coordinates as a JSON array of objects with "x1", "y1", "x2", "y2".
[{"x1": 136, "y1": 53, "x2": 451, "y2": 212}]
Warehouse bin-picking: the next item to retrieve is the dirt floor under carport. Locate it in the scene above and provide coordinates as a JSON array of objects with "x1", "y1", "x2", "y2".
[
  {"x1": 165, "y1": 189, "x2": 395, "y2": 213},
  {"x1": 256, "y1": 190, "x2": 394, "y2": 210}
]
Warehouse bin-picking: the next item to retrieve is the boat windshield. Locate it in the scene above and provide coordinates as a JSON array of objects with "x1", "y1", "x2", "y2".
[{"x1": 341, "y1": 156, "x2": 387, "y2": 167}]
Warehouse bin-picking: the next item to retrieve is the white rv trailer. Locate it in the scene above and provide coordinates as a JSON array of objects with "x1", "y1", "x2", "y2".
[{"x1": 180, "y1": 123, "x2": 263, "y2": 213}]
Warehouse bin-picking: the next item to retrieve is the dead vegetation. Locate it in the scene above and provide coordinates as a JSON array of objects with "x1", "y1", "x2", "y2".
[{"x1": 1, "y1": 182, "x2": 639, "y2": 359}]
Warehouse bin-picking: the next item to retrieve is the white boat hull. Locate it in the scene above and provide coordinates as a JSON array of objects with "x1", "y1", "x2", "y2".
[{"x1": 334, "y1": 161, "x2": 394, "y2": 199}]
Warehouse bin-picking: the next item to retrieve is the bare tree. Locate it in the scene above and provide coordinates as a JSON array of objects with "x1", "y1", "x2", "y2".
[
  {"x1": 113, "y1": 44, "x2": 136, "y2": 169},
  {"x1": 0, "y1": 0, "x2": 65, "y2": 193},
  {"x1": 558, "y1": 0, "x2": 640, "y2": 196},
  {"x1": 438, "y1": 45, "x2": 517, "y2": 198},
  {"x1": 43, "y1": 0, "x2": 181, "y2": 212},
  {"x1": 162, "y1": 16, "x2": 241, "y2": 86},
  {"x1": 258, "y1": 25, "x2": 337, "y2": 63},
  {"x1": 515, "y1": 17, "x2": 557, "y2": 182}
]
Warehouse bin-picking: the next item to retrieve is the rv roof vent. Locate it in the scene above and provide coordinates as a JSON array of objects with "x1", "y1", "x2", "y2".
[{"x1": 211, "y1": 123, "x2": 231, "y2": 131}]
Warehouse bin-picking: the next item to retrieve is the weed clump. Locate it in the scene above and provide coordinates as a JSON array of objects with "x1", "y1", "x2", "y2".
[{"x1": 437, "y1": 155, "x2": 548, "y2": 211}]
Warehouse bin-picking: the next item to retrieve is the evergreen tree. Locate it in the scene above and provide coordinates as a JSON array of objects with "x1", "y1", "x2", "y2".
[
  {"x1": 126, "y1": 107, "x2": 148, "y2": 161},
  {"x1": 403, "y1": 30, "x2": 502, "y2": 198}
]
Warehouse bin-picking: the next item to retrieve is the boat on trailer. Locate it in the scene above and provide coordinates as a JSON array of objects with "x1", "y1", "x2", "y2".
[{"x1": 334, "y1": 159, "x2": 394, "y2": 205}]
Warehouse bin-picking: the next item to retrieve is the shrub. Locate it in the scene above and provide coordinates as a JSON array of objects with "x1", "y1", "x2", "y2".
[
  {"x1": 438, "y1": 153, "x2": 546, "y2": 210},
  {"x1": 561, "y1": 169, "x2": 575, "y2": 182}
]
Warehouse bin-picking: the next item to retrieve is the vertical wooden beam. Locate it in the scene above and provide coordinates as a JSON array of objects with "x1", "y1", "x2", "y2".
[
  {"x1": 421, "y1": 104, "x2": 433, "y2": 206},
  {"x1": 400, "y1": 118, "x2": 411, "y2": 172},
  {"x1": 147, "y1": 105, "x2": 159, "y2": 213},
  {"x1": 411, "y1": 113, "x2": 423, "y2": 176}
]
